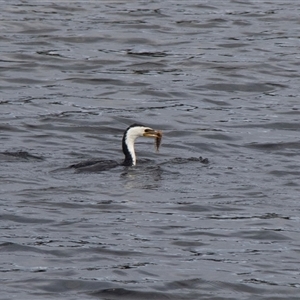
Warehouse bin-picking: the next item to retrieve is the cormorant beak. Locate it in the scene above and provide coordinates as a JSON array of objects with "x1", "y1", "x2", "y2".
[
  {"x1": 143, "y1": 128, "x2": 163, "y2": 152},
  {"x1": 143, "y1": 128, "x2": 161, "y2": 138}
]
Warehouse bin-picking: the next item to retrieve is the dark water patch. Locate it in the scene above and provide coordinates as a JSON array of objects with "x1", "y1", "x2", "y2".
[
  {"x1": 114, "y1": 8, "x2": 168, "y2": 18},
  {"x1": 172, "y1": 204, "x2": 211, "y2": 212},
  {"x1": 180, "y1": 231, "x2": 227, "y2": 238},
  {"x1": 215, "y1": 280, "x2": 266, "y2": 295},
  {"x1": 3, "y1": 77, "x2": 49, "y2": 85},
  {"x1": 209, "y1": 213, "x2": 290, "y2": 221},
  {"x1": 164, "y1": 278, "x2": 266, "y2": 297},
  {"x1": 38, "y1": 111, "x2": 103, "y2": 122},
  {"x1": 278, "y1": 109, "x2": 300, "y2": 116},
  {"x1": 218, "y1": 42, "x2": 250, "y2": 48},
  {"x1": 36, "y1": 50, "x2": 68, "y2": 58},
  {"x1": 176, "y1": 18, "x2": 229, "y2": 29},
  {"x1": 29, "y1": 199, "x2": 130, "y2": 211},
  {"x1": 85, "y1": 247, "x2": 144, "y2": 258},
  {"x1": 90, "y1": 287, "x2": 180, "y2": 300},
  {"x1": 135, "y1": 89, "x2": 173, "y2": 97},
  {"x1": 64, "y1": 77, "x2": 141, "y2": 86},
  {"x1": 127, "y1": 49, "x2": 168, "y2": 57},
  {"x1": 0, "y1": 242, "x2": 63, "y2": 256},
  {"x1": 1, "y1": 241, "x2": 142, "y2": 259},
  {"x1": 0, "y1": 100, "x2": 13, "y2": 106},
  {"x1": 172, "y1": 204, "x2": 241, "y2": 213},
  {"x1": 231, "y1": 230, "x2": 291, "y2": 241},
  {"x1": 196, "y1": 83, "x2": 278, "y2": 93},
  {"x1": 21, "y1": 278, "x2": 115, "y2": 293},
  {"x1": 128, "y1": 62, "x2": 167, "y2": 70},
  {"x1": 232, "y1": 122, "x2": 300, "y2": 131},
  {"x1": 188, "y1": 4, "x2": 218, "y2": 10},
  {"x1": 164, "y1": 278, "x2": 207, "y2": 290},
  {"x1": 0, "y1": 151, "x2": 44, "y2": 161},
  {"x1": 47, "y1": 3, "x2": 86, "y2": 12},
  {"x1": 202, "y1": 98, "x2": 231, "y2": 106},
  {"x1": 172, "y1": 240, "x2": 206, "y2": 247},
  {"x1": 113, "y1": 261, "x2": 153, "y2": 270},
  {"x1": 268, "y1": 170, "x2": 300, "y2": 177},
  {"x1": 1, "y1": 214, "x2": 52, "y2": 224},
  {"x1": 246, "y1": 141, "x2": 300, "y2": 151},
  {"x1": 166, "y1": 157, "x2": 209, "y2": 165}
]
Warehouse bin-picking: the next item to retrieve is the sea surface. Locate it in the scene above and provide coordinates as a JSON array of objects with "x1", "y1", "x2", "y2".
[{"x1": 1, "y1": 1, "x2": 300, "y2": 299}]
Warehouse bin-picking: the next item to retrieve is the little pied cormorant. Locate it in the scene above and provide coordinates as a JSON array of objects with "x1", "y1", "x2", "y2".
[{"x1": 69, "y1": 124, "x2": 162, "y2": 172}]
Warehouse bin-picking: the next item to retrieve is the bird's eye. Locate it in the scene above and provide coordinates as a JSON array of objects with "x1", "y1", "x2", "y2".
[{"x1": 144, "y1": 129, "x2": 151, "y2": 133}]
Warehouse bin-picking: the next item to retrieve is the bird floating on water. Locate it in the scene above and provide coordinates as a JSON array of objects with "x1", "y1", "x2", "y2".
[{"x1": 69, "y1": 124, "x2": 162, "y2": 172}]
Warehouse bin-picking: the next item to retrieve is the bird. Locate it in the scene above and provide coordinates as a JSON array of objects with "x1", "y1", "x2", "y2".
[{"x1": 69, "y1": 124, "x2": 162, "y2": 172}]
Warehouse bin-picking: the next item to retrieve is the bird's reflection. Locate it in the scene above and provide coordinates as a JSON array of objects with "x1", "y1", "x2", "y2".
[{"x1": 120, "y1": 164, "x2": 163, "y2": 190}]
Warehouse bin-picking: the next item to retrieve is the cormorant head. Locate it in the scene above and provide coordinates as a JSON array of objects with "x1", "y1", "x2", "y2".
[
  {"x1": 125, "y1": 123, "x2": 161, "y2": 140},
  {"x1": 122, "y1": 124, "x2": 162, "y2": 166}
]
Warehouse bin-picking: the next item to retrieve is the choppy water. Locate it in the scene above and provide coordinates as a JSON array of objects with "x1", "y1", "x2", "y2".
[{"x1": 1, "y1": 1, "x2": 300, "y2": 299}]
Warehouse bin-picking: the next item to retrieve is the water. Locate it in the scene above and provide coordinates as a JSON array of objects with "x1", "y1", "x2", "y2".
[{"x1": 1, "y1": 1, "x2": 300, "y2": 299}]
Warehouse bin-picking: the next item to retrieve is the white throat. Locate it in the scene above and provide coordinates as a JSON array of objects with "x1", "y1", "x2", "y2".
[
  {"x1": 126, "y1": 134, "x2": 137, "y2": 165},
  {"x1": 125, "y1": 126, "x2": 146, "y2": 166}
]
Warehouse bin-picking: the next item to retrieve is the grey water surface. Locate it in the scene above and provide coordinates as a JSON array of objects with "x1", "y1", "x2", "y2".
[{"x1": 1, "y1": 1, "x2": 300, "y2": 299}]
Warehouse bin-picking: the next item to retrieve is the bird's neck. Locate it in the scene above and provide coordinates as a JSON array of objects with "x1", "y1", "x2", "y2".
[{"x1": 122, "y1": 134, "x2": 136, "y2": 166}]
